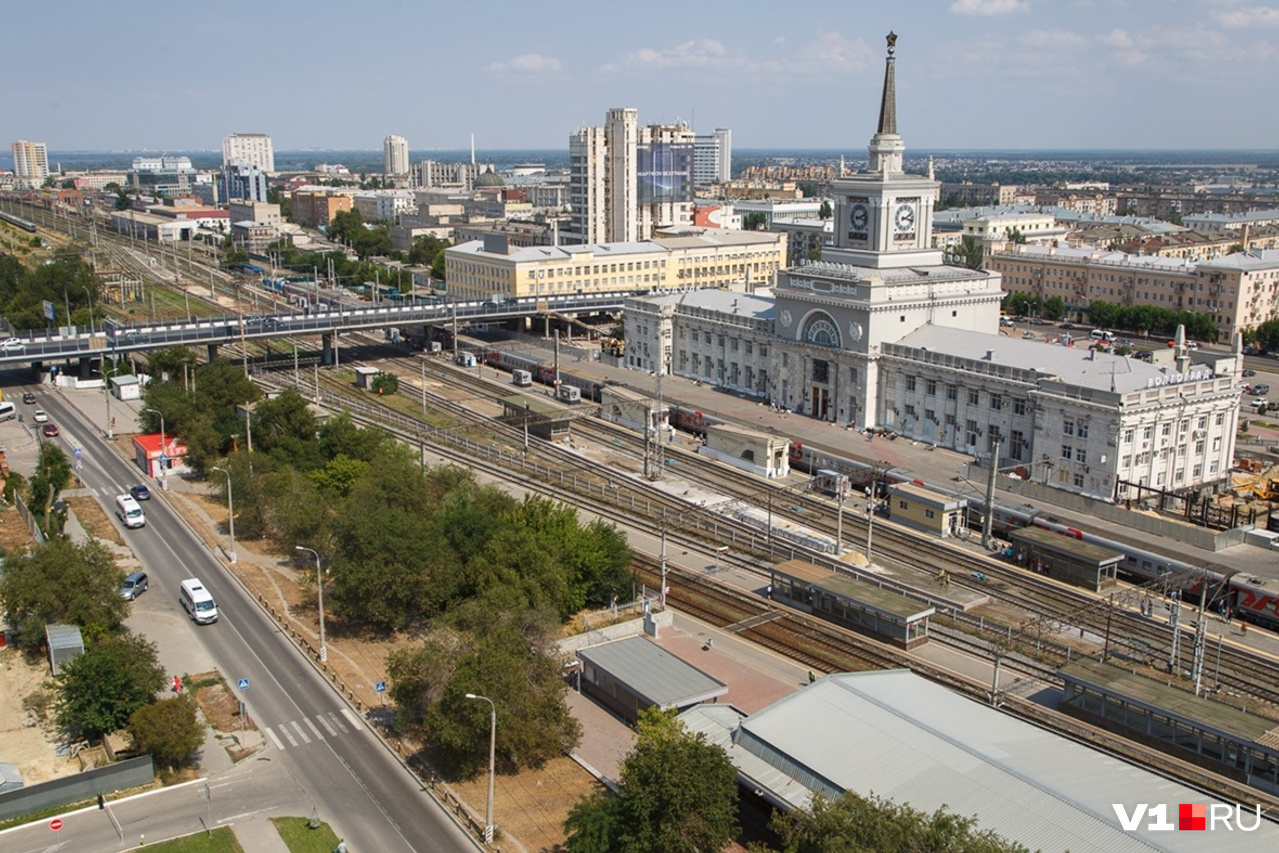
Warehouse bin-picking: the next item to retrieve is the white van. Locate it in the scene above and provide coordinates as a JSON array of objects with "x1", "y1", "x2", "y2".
[
  {"x1": 0, "y1": 401, "x2": 15, "y2": 422},
  {"x1": 179, "y1": 578, "x2": 218, "y2": 624},
  {"x1": 114, "y1": 494, "x2": 146, "y2": 529},
  {"x1": 1090, "y1": 329, "x2": 1116, "y2": 343}
]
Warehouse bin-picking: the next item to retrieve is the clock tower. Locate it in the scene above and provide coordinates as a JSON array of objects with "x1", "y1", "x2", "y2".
[{"x1": 829, "y1": 32, "x2": 942, "y2": 270}]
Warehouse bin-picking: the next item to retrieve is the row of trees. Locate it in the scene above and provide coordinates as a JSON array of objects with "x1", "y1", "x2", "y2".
[
  {"x1": 1002, "y1": 293, "x2": 1066, "y2": 321},
  {"x1": 0, "y1": 254, "x2": 98, "y2": 331},
  {"x1": 139, "y1": 362, "x2": 633, "y2": 773},
  {"x1": 1084, "y1": 300, "x2": 1217, "y2": 342}
]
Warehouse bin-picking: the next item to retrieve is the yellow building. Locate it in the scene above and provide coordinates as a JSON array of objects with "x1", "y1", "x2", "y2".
[{"x1": 443, "y1": 231, "x2": 786, "y2": 302}]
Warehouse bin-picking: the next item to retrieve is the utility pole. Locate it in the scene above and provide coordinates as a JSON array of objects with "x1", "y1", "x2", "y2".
[
  {"x1": 982, "y1": 438, "x2": 1001, "y2": 550},
  {"x1": 1191, "y1": 568, "x2": 1209, "y2": 695},
  {"x1": 1168, "y1": 591, "x2": 1181, "y2": 675},
  {"x1": 659, "y1": 523, "x2": 668, "y2": 608},
  {"x1": 554, "y1": 329, "x2": 561, "y2": 395}
]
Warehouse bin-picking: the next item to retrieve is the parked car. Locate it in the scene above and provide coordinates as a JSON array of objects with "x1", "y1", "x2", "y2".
[
  {"x1": 1022, "y1": 331, "x2": 1037, "y2": 340},
  {"x1": 130, "y1": 484, "x2": 151, "y2": 501},
  {"x1": 1133, "y1": 351, "x2": 1153, "y2": 361},
  {"x1": 32, "y1": 409, "x2": 48, "y2": 423},
  {"x1": 1059, "y1": 322, "x2": 1076, "y2": 330},
  {"x1": 1243, "y1": 369, "x2": 1258, "y2": 377},
  {"x1": 21, "y1": 392, "x2": 35, "y2": 404},
  {"x1": 1029, "y1": 317, "x2": 1049, "y2": 326},
  {"x1": 41, "y1": 424, "x2": 59, "y2": 437},
  {"x1": 120, "y1": 571, "x2": 149, "y2": 600},
  {"x1": 1253, "y1": 383, "x2": 1271, "y2": 395},
  {"x1": 999, "y1": 317, "x2": 1015, "y2": 328},
  {"x1": 1251, "y1": 398, "x2": 1269, "y2": 408}
]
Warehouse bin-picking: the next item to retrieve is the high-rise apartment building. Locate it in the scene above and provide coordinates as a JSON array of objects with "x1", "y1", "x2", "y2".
[
  {"x1": 566, "y1": 109, "x2": 696, "y2": 245},
  {"x1": 692, "y1": 128, "x2": 732, "y2": 186},
  {"x1": 384, "y1": 135, "x2": 409, "y2": 178},
  {"x1": 11, "y1": 139, "x2": 50, "y2": 186},
  {"x1": 222, "y1": 161, "x2": 269, "y2": 203},
  {"x1": 221, "y1": 133, "x2": 275, "y2": 173}
]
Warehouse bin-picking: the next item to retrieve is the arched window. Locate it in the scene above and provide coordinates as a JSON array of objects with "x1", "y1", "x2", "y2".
[{"x1": 803, "y1": 314, "x2": 841, "y2": 349}]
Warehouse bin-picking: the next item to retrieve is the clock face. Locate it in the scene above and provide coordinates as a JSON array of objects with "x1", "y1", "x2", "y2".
[
  {"x1": 894, "y1": 203, "x2": 916, "y2": 233},
  {"x1": 849, "y1": 203, "x2": 869, "y2": 232}
]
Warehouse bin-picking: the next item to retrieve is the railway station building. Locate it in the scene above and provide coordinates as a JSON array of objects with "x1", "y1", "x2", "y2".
[{"x1": 622, "y1": 34, "x2": 1243, "y2": 503}]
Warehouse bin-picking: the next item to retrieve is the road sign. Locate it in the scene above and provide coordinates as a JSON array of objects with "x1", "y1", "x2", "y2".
[
  {"x1": 49, "y1": 818, "x2": 63, "y2": 831},
  {"x1": 237, "y1": 678, "x2": 249, "y2": 690},
  {"x1": 375, "y1": 681, "x2": 386, "y2": 693}
]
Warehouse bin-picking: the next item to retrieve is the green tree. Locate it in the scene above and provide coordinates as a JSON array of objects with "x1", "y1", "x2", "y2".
[
  {"x1": 129, "y1": 694, "x2": 204, "y2": 768},
  {"x1": 1255, "y1": 318, "x2": 1279, "y2": 353},
  {"x1": 742, "y1": 212, "x2": 767, "y2": 231},
  {"x1": 55, "y1": 631, "x2": 166, "y2": 742},
  {"x1": 818, "y1": 200, "x2": 833, "y2": 220},
  {"x1": 371, "y1": 372, "x2": 399, "y2": 395},
  {"x1": 29, "y1": 442, "x2": 73, "y2": 537},
  {"x1": 947, "y1": 235, "x2": 984, "y2": 271},
  {"x1": 408, "y1": 234, "x2": 449, "y2": 267},
  {"x1": 394, "y1": 612, "x2": 581, "y2": 776},
  {"x1": 768, "y1": 789, "x2": 1032, "y2": 853},
  {"x1": 0, "y1": 539, "x2": 128, "y2": 648},
  {"x1": 250, "y1": 387, "x2": 320, "y2": 465},
  {"x1": 1042, "y1": 296, "x2": 1066, "y2": 321},
  {"x1": 564, "y1": 708, "x2": 738, "y2": 853}
]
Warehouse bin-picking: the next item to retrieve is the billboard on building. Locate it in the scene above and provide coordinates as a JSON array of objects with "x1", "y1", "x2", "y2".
[{"x1": 637, "y1": 142, "x2": 693, "y2": 204}]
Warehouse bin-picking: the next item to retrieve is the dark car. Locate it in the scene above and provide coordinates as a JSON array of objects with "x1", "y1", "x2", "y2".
[
  {"x1": 130, "y1": 484, "x2": 152, "y2": 501},
  {"x1": 120, "y1": 571, "x2": 149, "y2": 600},
  {"x1": 21, "y1": 392, "x2": 35, "y2": 404},
  {"x1": 1029, "y1": 317, "x2": 1049, "y2": 326},
  {"x1": 1243, "y1": 369, "x2": 1258, "y2": 377},
  {"x1": 1058, "y1": 322, "x2": 1076, "y2": 330},
  {"x1": 41, "y1": 424, "x2": 59, "y2": 437}
]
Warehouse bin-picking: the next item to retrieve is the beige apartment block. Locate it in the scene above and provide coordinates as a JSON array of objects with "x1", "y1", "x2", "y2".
[{"x1": 444, "y1": 231, "x2": 785, "y2": 302}]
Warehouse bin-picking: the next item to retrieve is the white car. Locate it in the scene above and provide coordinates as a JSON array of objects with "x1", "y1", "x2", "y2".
[
  {"x1": 32, "y1": 409, "x2": 48, "y2": 423},
  {"x1": 1252, "y1": 398, "x2": 1269, "y2": 409},
  {"x1": 1022, "y1": 331, "x2": 1037, "y2": 340},
  {"x1": 0, "y1": 338, "x2": 25, "y2": 352}
]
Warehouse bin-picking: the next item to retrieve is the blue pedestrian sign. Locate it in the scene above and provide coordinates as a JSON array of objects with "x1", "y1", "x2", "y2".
[
  {"x1": 375, "y1": 681, "x2": 386, "y2": 693},
  {"x1": 237, "y1": 678, "x2": 250, "y2": 691},
  {"x1": 74, "y1": 447, "x2": 82, "y2": 459}
]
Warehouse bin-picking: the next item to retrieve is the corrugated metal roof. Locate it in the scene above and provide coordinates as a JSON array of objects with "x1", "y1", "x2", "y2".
[
  {"x1": 578, "y1": 636, "x2": 727, "y2": 709},
  {"x1": 683, "y1": 671, "x2": 1279, "y2": 852}
]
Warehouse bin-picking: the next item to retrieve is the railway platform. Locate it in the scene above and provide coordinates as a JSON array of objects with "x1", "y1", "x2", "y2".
[{"x1": 479, "y1": 333, "x2": 1279, "y2": 580}]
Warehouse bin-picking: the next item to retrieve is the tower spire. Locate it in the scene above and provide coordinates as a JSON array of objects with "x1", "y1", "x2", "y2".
[{"x1": 877, "y1": 31, "x2": 898, "y2": 135}]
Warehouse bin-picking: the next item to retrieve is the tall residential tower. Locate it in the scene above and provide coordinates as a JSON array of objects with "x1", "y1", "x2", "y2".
[
  {"x1": 384, "y1": 135, "x2": 409, "y2": 178},
  {"x1": 221, "y1": 133, "x2": 275, "y2": 173},
  {"x1": 11, "y1": 140, "x2": 50, "y2": 186}
]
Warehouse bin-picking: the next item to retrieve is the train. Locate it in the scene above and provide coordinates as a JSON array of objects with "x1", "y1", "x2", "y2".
[
  {"x1": 472, "y1": 343, "x2": 1279, "y2": 631},
  {"x1": 480, "y1": 347, "x2": 605, "y2": 402},
  {"x1": 787, "y1": 439, "x2": 1279, "y2": 631},
  {"x1": 0, "y1": 209, "x2": 38, "y2": 233}
]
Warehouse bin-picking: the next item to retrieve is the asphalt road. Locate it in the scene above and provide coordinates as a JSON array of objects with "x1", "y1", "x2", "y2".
[{"x1": 18, "y1": 388, "x2": 479, "y2": 853}]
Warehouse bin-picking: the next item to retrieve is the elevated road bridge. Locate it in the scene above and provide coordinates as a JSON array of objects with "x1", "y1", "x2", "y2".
[{"x1": 0, "y1": 291, "x2": 631, "y2": 373}]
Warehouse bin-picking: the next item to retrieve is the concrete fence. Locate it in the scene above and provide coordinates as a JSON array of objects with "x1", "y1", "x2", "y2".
[{"x1": 0, "y1": 755, "x2": 154, "y2": 821}]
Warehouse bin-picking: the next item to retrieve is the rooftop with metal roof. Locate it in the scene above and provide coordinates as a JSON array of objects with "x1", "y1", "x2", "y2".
[
  {"x1": 577, "y1": 636, "x2": 727, "y2": 710},
  {"x1": 681, "y1": 670, "x2": 1279, "y2": 852},
  {"x1": 1061, "y1": 658, "x2": 1279, "y2": 745}
]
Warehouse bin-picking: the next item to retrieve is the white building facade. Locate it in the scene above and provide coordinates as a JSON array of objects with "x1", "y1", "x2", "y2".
[
  {"x1": 221, "y1": 133, "x2": 275, "y2": 173},
  {"x1": 384, "y1": 134, "x2": 409, "y2": 178},
  {"x1": 11, "y1": 139, "x2": 49, "y2": 185},
  {"x1": 622, "y1": 33, "x2": 1241, "y2": 501}
]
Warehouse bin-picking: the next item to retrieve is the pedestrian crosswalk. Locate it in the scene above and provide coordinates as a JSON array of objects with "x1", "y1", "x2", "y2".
[{"x1": 261, "y1": 708, "x2": 365, "y2": 751}]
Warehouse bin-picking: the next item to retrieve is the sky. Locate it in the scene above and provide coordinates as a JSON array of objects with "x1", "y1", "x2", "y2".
[{"x1": 5, "y1": 0, "x2": 1279, "y2": 154}]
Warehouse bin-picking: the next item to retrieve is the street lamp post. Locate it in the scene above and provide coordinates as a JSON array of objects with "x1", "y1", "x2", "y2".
[
  {"x1": 295, "y1": 546, "x2": 326, "y2": 663},
  {"x1": 465, "y1": 693, "x2": 496, "y2": 844},
  {"x1": 82, "y1": 285, "x2": 95, "y2": 336},
  {"x1": 210, "y1": 467, "x2": 237, "y2": 563}
]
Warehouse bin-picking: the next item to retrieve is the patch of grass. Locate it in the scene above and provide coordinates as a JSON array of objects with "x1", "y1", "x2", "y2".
[
  {"x1": 130, "y1": 827, "x2": 244, "y2": 852},
  {"x1": 271, "y1": 816, "x2": 341, "y2": 853}
]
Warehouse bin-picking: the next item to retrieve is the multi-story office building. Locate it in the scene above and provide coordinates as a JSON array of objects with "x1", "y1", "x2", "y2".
[
  {"x1": 11, "y1": 140, "x2": 49, "y2": 186},
  {"x1": 384, "y1": 135, "x2": 409, "y2": 178},
  {"x1": 222, "y1": 161, "x2": 269, "y2": 202},
  {"x1": 221, "y1": 133, "x2": 274, "y2": 173},
  {"x1": 444, "y1": 230, "x2": 785, "y2": 302},
  {"x1": 692, "y1": 128, "x2": 732, "y2": 186},
  {"x1": 129, "y1": 156, "x2": 197, "y2": 197},
  {"x1": 229, "y1": 200, "x2": 281, "y2": 229},
  {"x1": 353, "y1": 190, "x2": 416, "y2": 222},
  {"x1": 565, "y1": 109, "x2": 695, "y2": 245},
  {"x1": 621, "y1": 33, "x2": 1242, "y2": 502}
]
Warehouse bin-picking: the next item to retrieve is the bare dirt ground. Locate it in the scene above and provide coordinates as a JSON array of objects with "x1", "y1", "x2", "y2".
[{"x1": 0, "y1": 504, "x2": 80, "y2": 786}]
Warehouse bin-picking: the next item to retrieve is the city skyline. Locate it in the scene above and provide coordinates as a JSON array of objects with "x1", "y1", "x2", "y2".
[{"x1": 4, "y1": 1, "x2": 1279, "y2": 154}]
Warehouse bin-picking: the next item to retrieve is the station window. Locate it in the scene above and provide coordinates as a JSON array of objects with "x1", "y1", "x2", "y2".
[{"x1": 968, "y1": 389, "x2": 979, "y2": 406}]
